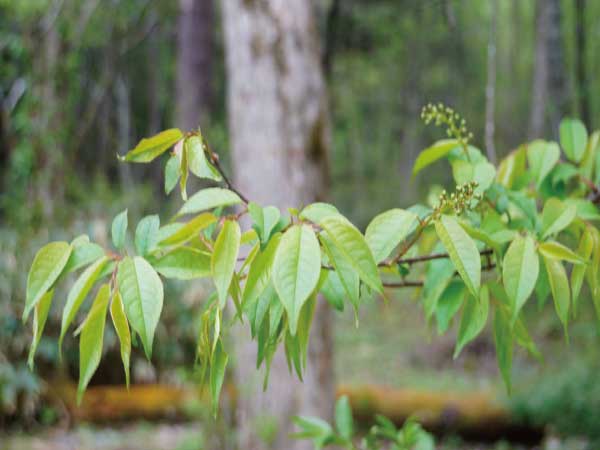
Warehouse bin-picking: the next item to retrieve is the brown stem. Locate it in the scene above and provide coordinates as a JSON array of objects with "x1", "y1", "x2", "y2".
[{"x1": 208, "y1": 151, "x2": 249, "y2": 204}]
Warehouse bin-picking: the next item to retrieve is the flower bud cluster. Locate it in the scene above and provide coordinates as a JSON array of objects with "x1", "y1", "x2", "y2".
[
  {"x1": 421, "y1": 103, "x2": 473, "y2": 145},
  {"x1": 434, "y1": 181, "x2": 481, "y2": 217}
]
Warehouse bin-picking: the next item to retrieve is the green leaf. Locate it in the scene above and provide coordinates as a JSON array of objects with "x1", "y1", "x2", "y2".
[
  {"x1": 117, "y1": 256, "x2": 164, "y2": 359},
  {"x1": 110, "y1": 290, "x2": 131, "y2": 388},
  {"x1": 179, "y1": 139, "x2": 188, "y2": 201},
  {"x1": 59, "y1": 256, "x2": 109, "y2": 350},
  {"x1": 538, "y1": 241, "x2": 586, "y2": 265},
  {"x1": 320, "y1": 270, "x2": 345, "y2": 312},
  {"x1": 559, "y1": 118, "x2": 588, "y2": 163},
  {"x1": 248, "y1": 202, "x2": 281, "y2": 245},
  {"x1": 334, "y1": 395, "x2": 354, "y2": 441},
  {"x1": 272, "y1": 225, "x2": 321, "y2": 335},
  {"x1": 186, "y1": 135, "x2": 222, "y2": 181},
  {"x1": 543, "y1": 255, "x2": 570, "y2": 338},
  {"x1": 413, "y1": 139, "x2": 459, "y2": 176},
  {"x1": 242, "y1": 234, "x2": 281, "y2": 308},
  {"x1": 454, "y1": 285, "x2": 489, "y2": 358},
  {"x1": 135, "y1": 215, "x2": 160, "y2": 256},
  {"x1": 158, "y1": 213, "x2": 216, "y2": 246},
  {"x1": 435, "y1": 215, "x2": 480, "y2": 298},
  {"x1": 78, "y1": 283, "x2": 110, "y2": 404},
  {"x1": 541, "y1": 198, "x2": 576, "y2": 239},
  {"x1": 527, "y1": 140, "x2": 560, "y2": 188},
  {"x1": 64, "y1": 243, "x2": 104, "y2": 274},
  {"x1": 496, "y1": 146, "x2": 527, "y2": 189},
  {"x1": 365, "y1": 209, "x2": 418, "y2": 263},
  {"x1": 502, "y1": 235, "x2": 539, "y2": 321},
  {"x1": 119, "y1": 128, "x2": 183, "y2": 163},
  {"x1": 177, "y1": 188, "x2": 242, "y2": 216},
  {"x1": 111, "y1": 209, "x2": 128, "y2": 250},
  {"x1": 299, "y1": 202, "x2": 341, "y2": 225},
  {"x1": 24, "y1": 241, "x2": 72, "y2": 321},
  {"x1": 164, "y1": 154, "x2": 180, "y2": 194},
  {"x1": 572, "y1": 227, "x2": 594, "y2": 316},
  {"x1": 436, "y1": 280, "x2": 465, "y2": 334},
  {"x1": 212, "y1": 220, "x2": 241, "y2": 308},
  {"x1": 493, "y1": 306, "x2": 513, "y2": 393},
  {"x1": 149, "y1": 248, "x2": 211, "y2": 280},
  {"x1": 27, "y1": 289, "x2": 53, "y2": 369},
  {"x1": 451, "y1": 159, "x2": 496, "y2": 194},
  {"x1": 210, "y1": 339, "x2": 228, "y2": 417},
  {"x1": 423, "y1": 255, "x2": 455, "y2": 321},
  {"x1": 320, "y1": 216, "x2": 383, "y2": 294}
]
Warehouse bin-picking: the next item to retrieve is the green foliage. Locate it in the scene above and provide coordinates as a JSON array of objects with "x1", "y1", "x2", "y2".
[{"x1": 22, "y1": 105, "x2": 600, "y2": 414}]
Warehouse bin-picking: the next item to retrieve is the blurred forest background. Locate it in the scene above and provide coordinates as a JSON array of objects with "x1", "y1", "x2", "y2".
[{"x1": 1, "y1": 0, "x2": 600, "y2": 449}]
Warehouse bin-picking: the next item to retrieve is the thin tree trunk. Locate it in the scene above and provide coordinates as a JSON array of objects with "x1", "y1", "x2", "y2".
[
  {"x1": 176, "y1": 0, "x2": 214, "y2": 130},
  {"x1": 546, "y1": 0, "x2": 568, "y2": 135},
  {"x1": 484, "y1": 0, "x2": 497, "y2": 163},
  {"x1": 222, "y1": 1, "x2": 333, "y2": 449},
  {"x1": 575, "y1": 0, "x2": 590, "y2": 127},
  {"x1": 529, "y1": 0, "x2": 549, "y2": 139}
]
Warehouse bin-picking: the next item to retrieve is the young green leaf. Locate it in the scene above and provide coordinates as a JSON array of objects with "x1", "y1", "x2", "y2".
[
  {"x1": 135, "y1": 215, "x2": 160, "y2": 256},
  {"x1": 436, "y1": 280, "x2": 465, "y2": 334},
  {"x1": 59, "y1": 256, "x2": 109, "y2": 350},
  {"x1": 365, "y1": 209, "x2": 418, "y2": 263},
  {"x1": 78, "y1": 283, "x2": 110, "y2": 404},
  {"x1": 177, "y1": 188, "x2": 242, "y2": 216},
  {"x1": 149, "y1": 248, "x2": 211, "y2": 280},
  {"x1": 212, "y1": 220, "x2": 241, "y2": 308},
  {"x1": 435, "y1": 215, "x2": 480, "y2": 298},
  {"x1": 299, "y1": 202, "x2": 341, "y2": 225},
  {"x1": 454, "y1": 285, "x2": 489, "y2": 358},
  {"x1": 502, "y1": 235, "x2": 539, "y2": 321},
  {"x1": 27, "y1": 289, "x2": 54, "y2": 369},
  {"x1": 64, "y1": 243, "x2": 105, "y2": 274},
  {"x1": 242, "y1": 234, "x2": 281, "y2": 308},
  {"x1": 320, "y1": 216, "x2": 383, "y2": 294},
  {"x1": 572, "y1": 227, "x2": 594, "y2": 316},
  {"x1": 334, "y1": 395, "x2": 354, "y2": 441},
  {"x1": 538, "y1": 241, "x2": 586, "y2": 265},
  {"x1": 248, "y1": 202, "x2": 281, "y2": 245},
  {"x1": 210, "y1": 339, "x2": 228, "y2": 417},
  {"x1": 493, "y1": 307, "x2": 513, "y2": 393},
  {"x1": 272, "y1": 225, "x2": 321, "y2": 335},
  {"x1": 110, "y1": 290, "x2": 131, "y2": 388},
  {"x1": 24, "y1": 241, "x2": 72, "y2": 321},
  {"x1": 543, "y1": 255, "x2": 570, "y2": 338},
  {"x1": 117, "y1": 256, "x2": 164, "y2": 359},
  {"x1": 559, "y1": 118, "x2": 588, "y2": 163},
  {"x1": 158, "y1": 213, "x2": 216, "y2": 246},
  {"x1": 119, "y1": 128, "x2": 183, "y2": 163},
  {"x1": 527, "y1": 140, "x2": 560, "y2": 188},
  {"x1": 496, "y1": 145, "x2": 526, "y2": 189},
  {"x1": 412, "y1": 139, "x2": 459, "y2": 176},
  {"x1": 111, "y1": 209, "x2": 128, "y2": 250},
  {"x1": 164, "y1": 154, "x2": 180, "y2": 194},
  {"x1": 541, "y1": 198, "x2": 576, "y2": 239},
  {"x1": 423, "y1": 256, "x2": 455, "y2": 322},
  {"x1": 186, "y1": 135, "x2": 222, "y2": 181}
]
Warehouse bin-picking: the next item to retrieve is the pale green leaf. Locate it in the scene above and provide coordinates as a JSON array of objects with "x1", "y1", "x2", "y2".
[
  {"x1": 242, "y1": 234, "x2": 281, "y2": 308},
  {"x1": 135, "y1": 215, "x2": 160, "y2": 256},
  {"x1": 110, "y1": 290, "x2": 131, "y2": 388},
  {"x1": 435, "y1": 215, "x2": 480, "y2": 298},
  {"x1": 423, "y1": 255, "x2": 455, "y2": 321},
  {"x1": 78, "y1": 283, "x2": 110, "y2": 403},
  {"x1": 436, "y1": 280, "x2": 465, "y2": 334},
  {"x1": 559, "y1": 118, "x2": 588, "y2": 163},
  {"x1": 158, "y1": 213, "x2": 216, "y2": 246},
  {"x1": 177, "y1": 188, "x2": 242, "y2": 216},
  {"x1": 212, "y1": 220, "x2": 241, "y2": 308},
  {"x1": 454, "y1": 285, "x2": 489, "y2": 358},
  {"x1": 493, "y1": 307, "x2": 513, "y2": 393},
  {"x1": 502, "y1": 235, "x2": 538, "y2": 321},
  {"x1": 527, "y1": 140, "x2": 560, "y2": 188},
  {"x1": 119, "y1": 128, "x2": 183, "y2": 163},
  {"x1": 299, "y1": 202, "x2": 341, "y2": 225},
  {"x1": 541, "y1": 198, "x2": 576, "y2": 239},
  {"x1": 365, "y1": 209, "x2": 418, "y2": 263},
  {"x1": 117, "y1": 256, "x2": 164, "y2": 359},
  {"x1": 320, "y1": 270, "x2": 345, "y2": 312},
  {"x1": 572, "y1": 227, "x2": 594, "y2": 316},
  {"x1": 272, "y1": 225, "x2": 321, "y2": 335},
  {"x1": 150, "y1": 247, "x2": 211, "y2": 280},
  {"x1": 544, "y1": 255, "x2": 570, "y2": 338},
  {"x1": 538, "y1": 241, "x2": 586, "y2": 265},
  {"x1": 413, "y1": 139, "x2": 459, "y2": 176},
  {"x1": 64, "y1": 243, "x2": 104, "y2": 274},
  {"x1": 210, "y1": 339, "x2": 228, "y2": 417},
  {"x1": 111, "y1": 209, "x2": 128, "y2": 250},
  {"x1": 248, "y1": 202, "x2": 281, "y2": 244},
  {"x1": 186, "y1": 135, "x2": 222, "y2": 181},
  {"x1": 27, "y1": 289, "x2": 53, "y2": 370},
  {"x1": 164, "y1": 154, "x2": 180, "y2": 194},
  {"x1": 24, "y1": 241, "x2": 72, "y2": 321},
  {"x1": 179, "y1": 139, "x2": 188, "y2": 200},
  {"x1": 334, "y1": 395, "x2": 354, "y2": 441}
]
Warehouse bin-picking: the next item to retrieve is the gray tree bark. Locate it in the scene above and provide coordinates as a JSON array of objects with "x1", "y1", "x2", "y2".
[
  {"x1": 484, "y1": 0, "x2": 497, "y2": 163},
  {"x1": 176, "y1": 0, "x2": 214, "y2": 130},
  {"x1": 575, "y1": 0, "x2": 590, "y2": 127},
  {"x1": 222, "y1": 1, "x2": 333, "y2": 449}
]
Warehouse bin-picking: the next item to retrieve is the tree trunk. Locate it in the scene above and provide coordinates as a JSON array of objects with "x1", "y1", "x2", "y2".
[
  {"x1": 484, "y1": 0, "x2": 497, "y2": 163},
  {"x1": 176, "y1": 0, "x2": 214, "y2": 130},
  {"x1": 575, "y1": 0, "x2": 590, "y2": 127},
  {"x1": 222, "y1": 1, "x2": 333, "y2": 449}
]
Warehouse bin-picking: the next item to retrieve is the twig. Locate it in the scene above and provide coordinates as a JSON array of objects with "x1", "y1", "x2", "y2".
[
  {"x1": 387, "y1": 248, "x2": 494, "y2": 267},
  {"x1": 208, "y1": 152, "x2": 249, "y2": 204}
]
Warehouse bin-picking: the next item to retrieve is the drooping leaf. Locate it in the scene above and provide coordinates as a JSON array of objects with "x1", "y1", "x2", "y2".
[
  {"x1": 272, "y1": 225, "x2": 321, "y2": 335},
  {"x1": 334, "y1": 395, "x2": 354, "y2": 441},
  {"x1": 177, "y1": 188, "x2": 242, "y2": 216},
  {"x1": 119, "y1": 128, "x2": 183, "y2": 163},
  {"x1": 27, "y1": 289, "x2": 53, "y2": 369},
  {"x1": 135, "y1": 215, "x2": 160, "y2": 256},
  {"x1": 423, "y1": 255, "x2": 455, "y2": 321},
  {"x1": 78, "y1": 283, "x2": 110, "y2": 403},
  {"x1": 210, "y1": 339, "x2": 228, "y2": 417},
  {"x1": 320, "y1": 216, "x2": 383, "y2": 294},
  {"x1": 117, "y1": 256, "x2": 164, "y2": 359},
  {"x1": 559, "y1": 118, "x2": 588, "y2": 163},
  {"x1": 365, "y1": 209, "x2": 419, "y2": 263},
  {"x1": 320, "y1": 270, "x2": 345, "y2": 312},
  {"x1": 149, "y1": 247, "x2": 211, "y2": 280},
  {"x1": 435, "y1": 215, "x2": 480, "y2": 298},
  {"x1": 572, "y1": 227, "x2": 594, "y2": 316},
  {"x1": 212, "y1": 220, "x2": 241, "y2": 308},
  {"x1": 242, "y1": 234, "x2": 281, "y2": 308},
  {"x1": 454, "y1": 285, "x2": 489, "y2": 358},
  {"x1": 186, "y1": 135, "x2": 222, "y2": 181},
  {"x1": 502, "y1": 235, "x2": 539, "y2": 321},
  {"x1": 24, "y1": 242, "x2": 72, "y2": 321},
  {"x1": 158, "y1": 213, "x2": 216, "y2": 246},
  {"x1": 436, "y1": 280, "x2": 465, "y2": 334},
  {"x1": 412, "y1": 139, "x2": 459, "y2": 176},
  {"x1": 59, "y1": 256, "x2": 109, "y2": 350},
  {"x1": 164, "y1": 154, "x2": 180, "y2": 194},
  {"x1": 543, "y1": 255, "x2": 571, "y2": 338},
  {"x1": 493, "y1": 307, "x2": 513, "y2": 393},
  {"x1": 541, "y1": 198, "x2": 576, "y2": 239},
  {"x1": 110, "y1": 290, "x2": 131, "y2": 388},
  {"x1": 538, "y1": 241, "x2": 586, "y2": 265},
  {"x1": 111, "y1": 209, "x2": 128, "y2": 250},
  {"x1": 527, "y1": 140, "x2": 560, "y2": 188}
]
